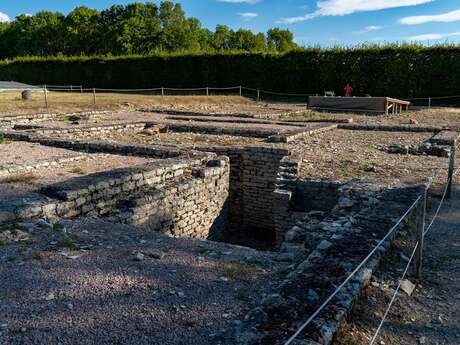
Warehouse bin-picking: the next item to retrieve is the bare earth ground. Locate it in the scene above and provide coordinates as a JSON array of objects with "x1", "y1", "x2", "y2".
[
  {"x1": 87, "y1": 131, "x2": 264, "y2": 147},
  {"x1": 282, "y1": 108, "x2": 460, "y2": 128},
  {"x1": 0, "y1": 141, "x2": 83, "y2": 165},
  {"x1": 334, "y1": 187, "x2": 460, "y2": 345},
  {"x1": 0, "y1": 153, "x2": 153, "y2": 199},
  {"x1": 282, "y1": 129, "x2": 447, "y2": 182},
  {"x1": 0, "y1": 218, "x2": 280, "y2": 345}
]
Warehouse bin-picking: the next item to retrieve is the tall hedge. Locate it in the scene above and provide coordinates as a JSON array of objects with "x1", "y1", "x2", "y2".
[{"x1": 1, "y1": 46, "x2": 459, "y2": 98}]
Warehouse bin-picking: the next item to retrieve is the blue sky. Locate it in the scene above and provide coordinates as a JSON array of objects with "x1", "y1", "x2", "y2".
[{"x1": 1, "y1": 0, "x2": 460, "y2": 46}]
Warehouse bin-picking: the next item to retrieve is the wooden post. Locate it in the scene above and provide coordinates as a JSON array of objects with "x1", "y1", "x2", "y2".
[
  {"x1": 447, "y1": 143, "x2": 456, "y2": 199},
  {"x1": 239, "y1": 85, "x2": 242, "y2": 97},
  {"x1": 257, "y1": 88, "x2": 260, "y2": 102},
  {"x1": 428, "y1": 97, "x2": 431, "y2": 109},
  {"x1": 385, "y1": 100, "x2": 389, "y2": 115},
  {"x1": 414, "y1": 186, "x2": 427, "y2": 278},
  {"x1": 161, "y1": 87, "x2": 164, "y2": 97},
  {"x1": 92, "y1": 88, "x2": 96, "y2": 106},
  {"x1": 43, "y1": 85, "x2": 49, "y2": 111}
]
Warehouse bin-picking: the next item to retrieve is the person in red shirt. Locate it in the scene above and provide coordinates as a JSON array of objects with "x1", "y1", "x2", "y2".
[{"x1": 344, "y1": 83, "x2": 353, "y2": 97}]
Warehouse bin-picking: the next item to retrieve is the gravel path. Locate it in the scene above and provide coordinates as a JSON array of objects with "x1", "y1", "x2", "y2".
[
  {"x1": 0, "y1": 218, "x2": 280, "y2": 345},
  {"x1": 334, "y1": 186, "x2": 460, "y2": 345}
]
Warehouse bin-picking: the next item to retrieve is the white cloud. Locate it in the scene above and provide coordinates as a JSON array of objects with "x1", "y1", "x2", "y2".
[
  {"x1": 400, "y1": 8, "x2": 460, "y2": 25},
  {"x1": 218, "y1": 0, "x2": 261, "y2": 4},
  {"x1": 278, "y1": 0, "x2": 433, "y2": 24},
  {"x1": 354, "y1": 25, "x2": 384, "y2": 34},
  {"x1": 0, "y1": 11, "x2": 10, "y2": 23},
  {"x1": 238, "y1": 12, "x2": 259, "y2": 21},
  {"x1": 409, "y1": 32, "x2": 460, "y2": 41}
]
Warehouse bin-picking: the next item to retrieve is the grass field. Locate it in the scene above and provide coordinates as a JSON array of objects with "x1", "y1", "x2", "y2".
[
  {"x1": 1, "y1": 90, "x2": 460, "y2": 128},
  {"x1": 0, "y1": 90, "x2": 253, "y2": 115}
]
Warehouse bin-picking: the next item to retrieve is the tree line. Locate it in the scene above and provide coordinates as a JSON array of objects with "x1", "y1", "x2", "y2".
[{"x1": 0, "y1": 1, "x2": 298, "y2": 58}]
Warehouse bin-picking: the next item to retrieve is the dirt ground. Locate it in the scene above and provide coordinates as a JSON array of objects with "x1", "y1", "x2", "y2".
[
  {"x1": 0, "y1": 217, "x2": 279, "y2": 345},
  {"x1": 282, "y1": 107, "x2": 460, "y2": 128},
  {"x1": 282, "y1": 129, "x2": 447, "y2": 182},
  {"x1": 334, "y1": 187, "x2": 460, "y2": 345},
  {"x1": 0, "y1": 153, "x2": 153, "y2": 199}
]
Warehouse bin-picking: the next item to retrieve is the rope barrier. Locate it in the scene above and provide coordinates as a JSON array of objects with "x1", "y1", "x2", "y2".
[
  {"x1": 368, "y1": 241, "x2": 419, "y2": 345},
  {"x1": 283, "y1": 195, "x2": 422, "y2": 345}
]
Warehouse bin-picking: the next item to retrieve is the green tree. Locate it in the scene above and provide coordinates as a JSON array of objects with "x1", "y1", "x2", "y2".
[{"x1": 267, "y1": 28, "x2": 297, "y2": 52}]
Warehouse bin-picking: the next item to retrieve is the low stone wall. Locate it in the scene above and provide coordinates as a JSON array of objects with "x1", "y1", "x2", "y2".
[
  {"x1": 229, "y1": 180, "x2": 425, "y2": 345},
  {"x1": 338, "y1": 123, "x2": 441, "y2": 132},
  {"x1": 0, "y1": 110, "x2": 114, "y2": 127},
  {"x1": 30, "y1": 122, "x2": 153, "y2": 137},
  {"x1": 164, "y1": 122, "x2": 280, "y2": 138},
  {"x1": 40, "y1": 157, "x2": 206, "y2": 218},
  {"x1": 0, "y1": 154, "x2": 88, "y2": 178},
  {"x1": 108, "y1": 157, "x2": 229, "y2": 240},
  {"x1": 2, "y1": 134, "x2": 190, "y2": 159},
  {"x1": 0, "y1": 155, "x2": 224, "y2": 237}
]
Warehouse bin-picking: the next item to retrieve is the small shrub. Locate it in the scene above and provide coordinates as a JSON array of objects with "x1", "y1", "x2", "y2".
[
  {"x1": 59, "y1": 237, "x2": 79, "y2": 250},
  {"x1": 0, "y1": 134, "x2": 10, "y2": 144},
  {"x1": 71, "y1": 166, "x2": 87, "y2": 175},
  {"x1": 222, "y1": 262, "x2": 259, "y2": 279}
]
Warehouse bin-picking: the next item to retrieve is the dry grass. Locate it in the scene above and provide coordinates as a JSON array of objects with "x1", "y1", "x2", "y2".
[
  {"x1": 71, "y1": 166, "x2": 88, "y2": 175},
  {"x1": 0, "y1": 90, "x2": 252, "y2": 115},
  {"x1": 0, "y1": 173, "x2": 37, "y2": 185},
  {"x1": 282, "y1": 107, "x2": 460, "y2": 127},
  {"x1": 221, "y1": 261, "x2": 260, "y2": 279}
]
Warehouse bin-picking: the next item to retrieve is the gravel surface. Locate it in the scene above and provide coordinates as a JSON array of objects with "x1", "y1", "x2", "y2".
[
  {"x1": 0, "y1": 141, "x2": 83, "y2": 165},
  {"x1": 334, "y1": 186, "x2": 460, "y2": 345},
  {"x1": 0, "y1": 218, "x2": 280, "y2": 345},
  {"x1": 82, "y1": 131, "x2": 264, "y2": 147},
  {"x1": 0, "y1": 154, "x2": 154, "y2": 199},
  {"x1": 282, "y1": 129, "x2": 447, "y2": 182}
]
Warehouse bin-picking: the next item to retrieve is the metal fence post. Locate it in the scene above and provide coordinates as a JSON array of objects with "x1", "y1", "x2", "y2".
[
  {"x1": 161, "y1": 87, "x2": 164, "y2": 97},
  {"x1": 43, "y1": 85, "x2": 49, "y2": 111},
  {"x1": 206, "y1": 87, "x2": 209, "y2": 96},
  {"x1": 447, "y1": 143, "x2": 456, "y2": 199},
  {"x1": 414, "y1": 185, "x2": 427, "y2": 278},
  {"x1": 239, "y1": 85, "x2": 242, "y2": 97},
  {"x1": 257, "y1": 88, "x2": 260, "y2": 102},
  {"x1": 428, "y1": 97, "x2": 431, "y2": 109},
  {"x1": 92, "y1": 88, "x2": 96, "y2": 106}
]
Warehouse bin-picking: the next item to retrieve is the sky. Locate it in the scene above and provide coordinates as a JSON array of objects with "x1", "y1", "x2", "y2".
[{"x1": 1, "y1": 0, "x2": 460, "y2": 46}]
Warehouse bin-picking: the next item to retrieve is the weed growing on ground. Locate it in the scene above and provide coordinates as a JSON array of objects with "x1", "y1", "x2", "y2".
[
  {"x1": 222, "y1": 261, "x2": 259, "y2": 279},
  {"x1": 0, "y1": 173, "x2": 37, "y2": 184},
  {"x1": 71, "y1": 166, "x2": 88, "y2": 175}
]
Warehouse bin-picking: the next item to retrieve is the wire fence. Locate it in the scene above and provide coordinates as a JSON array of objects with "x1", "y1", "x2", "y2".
[
  {"x1": 4, "y1": 84, "x2": 460, "y2": 110},
  {"x1": 283, "y1": 140, "x2": 460, "y2": 345}
]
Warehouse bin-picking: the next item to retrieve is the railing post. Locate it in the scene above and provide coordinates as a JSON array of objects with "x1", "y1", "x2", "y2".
[
  {"x1": 92, "y1": 88, "x2": 96, "y2": 106},
  {"x1": 239, "y1": 85, "x2": 242, "y2": 97},
  {"x1": 447, "y1": 143, "x2": 456, "y2": 199},
  {"x1": 428, "y1": 97, "x2": 431, "y2": 109},
  {"x1": 161, "y1": 87, "x2": 164, "y2": 97},
  {"x1": 257, "y1": 88, "x2": 260, "y2": 102},
  {"x1": 206, "y1": 87, "x2": 209, "y2": 97},
  {"x1": 414, "y1": 185, "x2": 427, "y2": 278},
  {"x1": 43, "y1": 85, "x2": 49, "y2": 111}
]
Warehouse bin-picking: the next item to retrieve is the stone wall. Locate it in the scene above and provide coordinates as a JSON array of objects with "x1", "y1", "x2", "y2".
[
  {"x1": 108, "y1": 158, "x2": 229, "y2": 240},
  {"x1": 0, "y1": 155, "x2": 230, "y2": 241},
  {"x1": 197, "y1": 146, "x2": 291, "y2": 240}
]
